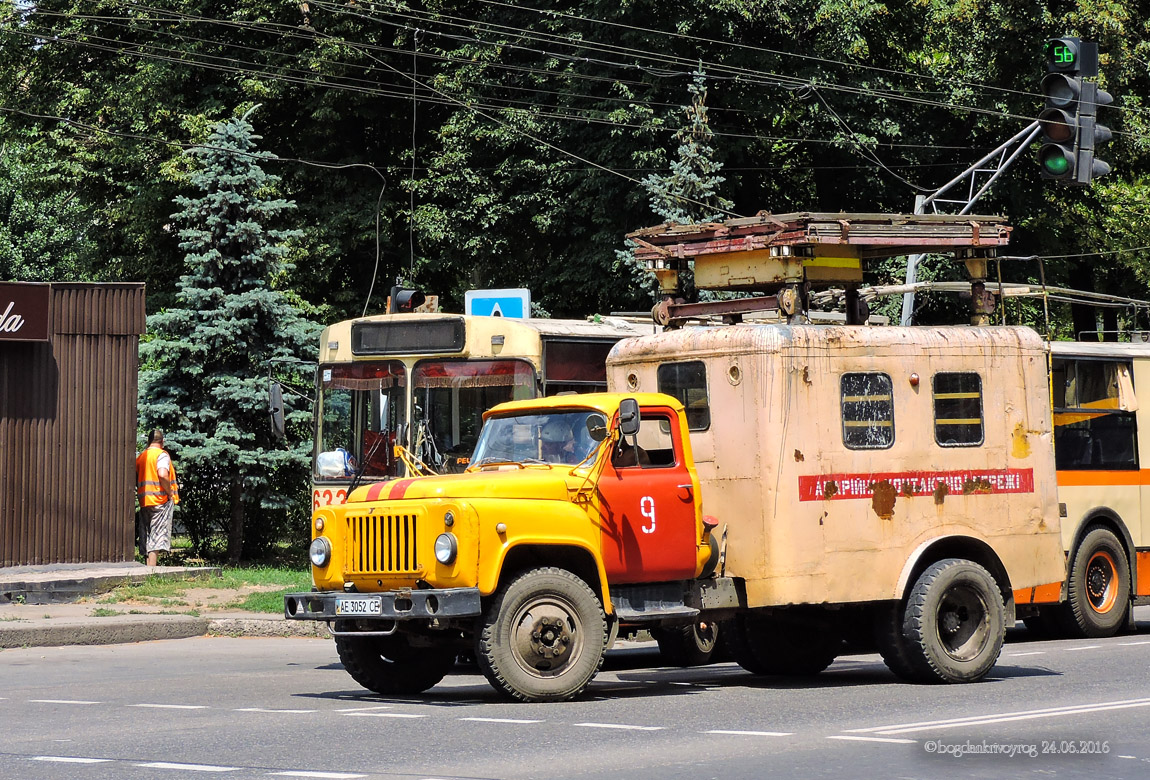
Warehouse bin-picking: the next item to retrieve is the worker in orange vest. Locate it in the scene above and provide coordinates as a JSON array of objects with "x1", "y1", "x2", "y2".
[{"x1": 136, "y1": 429, "x2": 180, "y2": 567}]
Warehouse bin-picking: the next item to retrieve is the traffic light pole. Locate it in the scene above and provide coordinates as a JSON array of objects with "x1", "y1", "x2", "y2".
[{"x1": 899, "y1": 121, "x2": 1040, "y2": 326}]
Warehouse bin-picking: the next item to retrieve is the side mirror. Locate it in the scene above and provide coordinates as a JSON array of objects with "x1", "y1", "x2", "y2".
[
  {"x1": 269, "y1": 381, "x2": 285, "y2": 441},
  {"x1": 586, "y1": 413, "x2": 608, "y2": 442},
  {"x1": 618, "y1": 398, "x2": 640, "y2": 437}
]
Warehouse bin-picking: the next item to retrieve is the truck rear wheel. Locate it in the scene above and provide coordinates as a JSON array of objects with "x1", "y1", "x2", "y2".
[
  {"x1": 334, "y1": 628, "x2": 457, "y2": 695},
  {"x1": 652, "y1": 620, "x2": 720, "y2": 667},
  {"x1": 477, "y1": 567, "x2": 607, "y2": 702},
  {"x1": 899, "y1": 558, "x2": 1005, "y2": 683},
  {"x1": 727, "y1": 614, "x2": 837, "y2": 676},
  {"x1": 1059, "y1": 527, "x2": 1130, "y2": 638}
]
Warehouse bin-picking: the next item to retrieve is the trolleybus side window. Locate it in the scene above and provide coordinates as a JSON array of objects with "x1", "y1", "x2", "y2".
[
  {"x1": 932, "y1": 372, "x2": 984, "y2": 447},
  {"x1": 1051, "y1": 358, "x2": 1139, "y2": 470},
  {"x1": 841, "y1": 372, "x2": 894, "y2": 450},
  {"x1": 657, "y1": 361, "x2": 710, "y2": 431}
]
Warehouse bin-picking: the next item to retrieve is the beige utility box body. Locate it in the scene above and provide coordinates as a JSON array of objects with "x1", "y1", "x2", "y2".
[{"x1": 608, "y1": 324, "x2": 1067, "y2": 610}]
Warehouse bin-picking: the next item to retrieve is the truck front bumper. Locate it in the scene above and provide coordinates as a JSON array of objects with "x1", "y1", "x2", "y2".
[{"x1": 284, "y1": 587, "x2": 482, "y2": 622}]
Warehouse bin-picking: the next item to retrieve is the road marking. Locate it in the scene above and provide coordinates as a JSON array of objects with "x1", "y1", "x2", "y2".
[
  {"x1": 32, "y1": 756, "x2": 111, "y2": 764},
  {"x1": 130, "y1": 704, "x2": 209, "y2": 710},
  {"x1": 846, "y1": 697, "x2": 1150, "y2": 735},
  {"x1": 268, "y1": 772, "x2": 366, "y2": 779},
  {"x1": 1118, "y1": 755, "x2": 1138, "y2": 759},
  {"x1": 705, "y1": 730, "x2": 793, "y2": 737},
  {"x1": 828, "y1": 735, "x2": 917, "y2": 744},
  {"x1": 29, "y1": 699, "x2": 100, "y2": 705},
  {"x1": 235, "y1": 708, "x2": 317, "y2": 714},
  {"x1": 136, "y1": 762, "x2": 238, "y2": 772},
  {"x1": 343, "y1": 712, "x2": 425, "y2": 719},
  {"x1": 459, "y1": 717, "x2": 543, "y2": 724},
  {"x1": 575, "y1": 722, "x2": 664, "y2": 731},
  {"x1": 334, "y1": 705, "x2": 391, "y2": 713},
  {"x1": 1118, "y1": 640, "x2": 1150, "y2": 646},
  {"x1": 1066, "y1": 645, "x2": 1102, "y2": 651},
  {"x1": 1003, "y1": 651, "x2": 1045, "y2": 657}
]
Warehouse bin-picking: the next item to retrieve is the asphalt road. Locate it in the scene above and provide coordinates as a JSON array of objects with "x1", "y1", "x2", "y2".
[{"x1": 2, "y1": 615, "x2": 1149, "y2": 780}]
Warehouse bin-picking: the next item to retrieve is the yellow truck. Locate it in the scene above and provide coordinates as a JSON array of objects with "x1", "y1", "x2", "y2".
[{"x1": 285, "y1": 323, "x2": 1068, "y2": 701}]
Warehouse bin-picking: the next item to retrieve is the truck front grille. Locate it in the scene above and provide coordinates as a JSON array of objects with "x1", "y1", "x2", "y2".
[{"x1": 345, "y1": 513, "x2": 419, "y2": 574}]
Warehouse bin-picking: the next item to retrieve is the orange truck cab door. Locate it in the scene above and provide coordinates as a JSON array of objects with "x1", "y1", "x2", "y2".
[{"x1": 597, "y1": 405, "x2": 699, "y2": 582}]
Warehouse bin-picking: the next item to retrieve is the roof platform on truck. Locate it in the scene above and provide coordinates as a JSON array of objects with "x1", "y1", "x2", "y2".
[{"x1": 626, "y1": 212, "x2": 1011, "y2": 327}]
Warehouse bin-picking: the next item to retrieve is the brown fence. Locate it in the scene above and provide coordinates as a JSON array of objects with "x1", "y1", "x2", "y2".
[{"x1": 0, "y1": 283, "x2": 145, "y2": 566}]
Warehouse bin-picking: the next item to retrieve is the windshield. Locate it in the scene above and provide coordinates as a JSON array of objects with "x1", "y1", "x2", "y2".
[
  {"x1": 316, "y1": 362, "x2": 406, "y2": 480},
  {"x1": 412, "y1": 359, "x2": 536, "y2": 473},
  {"x1": 472, "y1": 409, "x2": 609, "y2": 467}
]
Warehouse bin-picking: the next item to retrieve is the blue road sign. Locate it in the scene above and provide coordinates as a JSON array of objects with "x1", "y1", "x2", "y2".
[{"x1": 465, "y1": 288, "x2": 531, "y2": 318}]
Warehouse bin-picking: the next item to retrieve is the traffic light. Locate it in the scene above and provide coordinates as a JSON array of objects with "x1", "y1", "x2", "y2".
[
  {"x1": 1037, "y1": 37, "x2": 1112, "y2": 186},
  {"x1": 387, "y1": 286, "x2": 425, "y2": 313},
  {"x1": 1038, "y1": 38, "x2": 1083, "y2": 181}
]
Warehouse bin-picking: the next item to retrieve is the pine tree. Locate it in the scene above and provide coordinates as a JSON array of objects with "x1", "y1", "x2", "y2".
[
  {"x1": 618, "y1": 67, "x2": 734, "y2": 303},
  {"x1": 138, "y1": 109, "x2": 319, "y2": 563},
  {"x1": 643, "y1": 66, "x2": 734, "y2": 226}
]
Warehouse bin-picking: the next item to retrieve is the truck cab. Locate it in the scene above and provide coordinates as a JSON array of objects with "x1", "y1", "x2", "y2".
[{"x1": 285, "y1": 392, "x2": 718, "y2": 702}]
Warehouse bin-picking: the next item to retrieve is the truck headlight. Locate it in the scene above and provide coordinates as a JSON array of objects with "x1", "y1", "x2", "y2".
[
  {"x1": 309, "y1": 537, "x2": 332, "y2": 568},
  {"x1": 434, "y1": 533, "x2": 458, "y2": 564}
]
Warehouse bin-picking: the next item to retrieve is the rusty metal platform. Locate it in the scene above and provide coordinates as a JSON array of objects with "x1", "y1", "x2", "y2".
[{"x1": 627, "y1": 212, "x2": 1012, "y2": 325}]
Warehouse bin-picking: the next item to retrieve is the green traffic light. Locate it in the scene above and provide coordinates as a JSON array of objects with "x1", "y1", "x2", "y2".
[
  {"x1": 1042, "y1": 150, "x2": 1071, "y2": 175},
  {"x1": 1053, "y1": 45, "x2": 1074, "y2": 65}
]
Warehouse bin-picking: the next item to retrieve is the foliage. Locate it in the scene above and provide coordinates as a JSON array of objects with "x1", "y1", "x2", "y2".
[
  {"x1": 3, "y1": 0, "x2": 1149, "y2": 320},
  {"x1": 137, "y1": 111, "x2": 319, "y2": 563},
  {"x1": 0, "y1": 120, "x2": 96, "y2": 280},
  {"x1": 5, "y1": 0, "x2": 1150, "y2": 556}
]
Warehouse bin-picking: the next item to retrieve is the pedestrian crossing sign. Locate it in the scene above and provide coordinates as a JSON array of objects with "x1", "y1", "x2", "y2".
[{"x1": 464, "y1": 288, "x2": 531, "y2": 318}]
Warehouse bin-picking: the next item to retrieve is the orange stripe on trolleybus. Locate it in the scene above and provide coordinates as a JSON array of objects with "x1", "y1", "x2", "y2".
[
  {"x1": 1139, "y1": 551, "x2": 1150, "y2": 598},
  {"x1": 1056, "y1": 469, "x2": 1150, "y2": 487}
]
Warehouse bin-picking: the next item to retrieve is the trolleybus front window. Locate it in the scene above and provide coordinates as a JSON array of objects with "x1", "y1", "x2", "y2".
[
  {"x1": 413, "y1": 359, "x2": 537, "y2": 473},
  {"x1": 316, "y1": 362, "x2": 406, "y2": 480}
]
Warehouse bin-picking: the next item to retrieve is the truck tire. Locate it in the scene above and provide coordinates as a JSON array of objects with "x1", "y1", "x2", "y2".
[
  {"x1": 727, "y1": 614, "x2": 837, "y2": 676},
  {"x1": 900, "y1": 558, "x2": 1006, "y2": 684},
  {"x1": 476, "y1": 567, "x2": 607, "y2": 702},
  {"x1": 1058, "y1": 527, "x2": 1130, "y2": 638},
  {"x1": 652, "y1": 620, "x2": 720, "y2": 667},
  {"x1": 725, "y1": 615, "x2": 773, "y2": 675},
  {"x1": 334, "y1": 628, "x2": 457, "y2": 695},
  {"x1": 874, "y1": 603, "x2": 924, "y2": 682}
]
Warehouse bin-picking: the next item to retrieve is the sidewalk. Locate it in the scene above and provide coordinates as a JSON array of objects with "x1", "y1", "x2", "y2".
[{"x1": 0, "y1": 562, "x2": 325, "y2": 649}]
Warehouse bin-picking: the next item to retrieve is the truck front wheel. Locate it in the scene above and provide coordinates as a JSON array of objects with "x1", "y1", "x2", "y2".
[
  {"x1": 334, "y1": 628, "x2": 457, "y2": 695},
  {"x1": 477, "y1": 567, "x2": 607, "y2": 702}
]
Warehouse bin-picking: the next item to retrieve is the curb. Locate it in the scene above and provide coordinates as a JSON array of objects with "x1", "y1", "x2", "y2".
[
  {"x1": 0, "y1": 566, "x2": 222, "y2": 605},
  {"x1": 207, "y1": 618, "x2": 327, "y2": 639},
  {"x1": 0, "y1": 615, "x2": 210, "y2": 649}
]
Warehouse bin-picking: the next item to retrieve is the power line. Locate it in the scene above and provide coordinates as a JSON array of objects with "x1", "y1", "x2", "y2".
[{"x1": 2, "y1": 23, "x2": 990, "y2": 154}]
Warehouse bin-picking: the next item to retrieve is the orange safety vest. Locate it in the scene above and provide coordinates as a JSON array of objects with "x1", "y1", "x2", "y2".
[{"x1": 136, "y1": 445, "x2": 180, "y2": 507}]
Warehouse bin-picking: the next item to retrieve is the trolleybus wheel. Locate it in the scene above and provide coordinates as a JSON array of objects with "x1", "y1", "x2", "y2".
[{"x1": 1060, "y1": 527, "x2": 1130, "y2": 639}]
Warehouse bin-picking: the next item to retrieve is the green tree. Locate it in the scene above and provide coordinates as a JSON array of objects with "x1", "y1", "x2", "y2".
[
  {"x1": 138, "y1": 110, "x2": 319, "y2": 563},
  {"x1": 642, "y1": 67, "x2": 733, "y2": 225},
  {"x1": 0, "y1": 121, "x2": 96, "y2": 280}
]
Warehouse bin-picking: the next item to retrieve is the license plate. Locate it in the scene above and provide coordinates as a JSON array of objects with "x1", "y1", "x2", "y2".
[{"x1": 336, "y1": 596, "x2": 382, "y2": 616}]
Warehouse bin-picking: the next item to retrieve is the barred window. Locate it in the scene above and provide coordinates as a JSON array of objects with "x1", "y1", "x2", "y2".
[
  {"x1": 657, "y1": 361, "x2": 710, "y2": 431},
  {"x1": 933, "y1": 372, "x2": 984, "y2": 447},
  {"x1": 841, "y1": 372, "x2": 894, "y2": 449}
]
